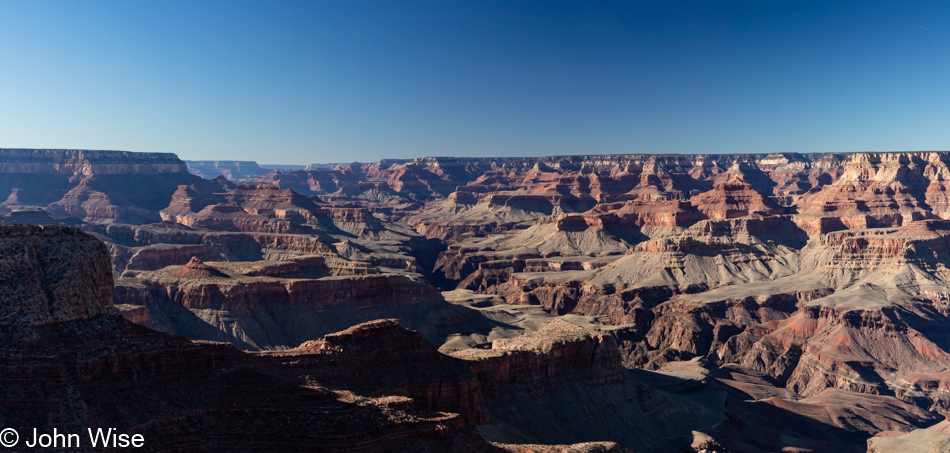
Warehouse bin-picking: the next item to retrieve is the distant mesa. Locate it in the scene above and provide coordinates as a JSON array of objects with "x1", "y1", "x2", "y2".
[
  {"x1": 0, "y1": 148, "x2": 204, "y2": 224},
  {"x1": 186, "y1": 160, "x2": 311, "y2": 181},
  {"x1": 0, "y1": 148, "x2": 188, "y2": 175},
  {"x1": 304, "y1": 161, "x2": 365, "y2": 171}
]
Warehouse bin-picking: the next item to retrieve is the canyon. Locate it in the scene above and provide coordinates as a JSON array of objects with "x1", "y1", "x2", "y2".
[{"x1": 7, "y1": 148, "x2": 950, "y2": 451}]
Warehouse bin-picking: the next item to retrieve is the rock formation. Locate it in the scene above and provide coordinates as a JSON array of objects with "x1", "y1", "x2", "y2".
[
  {"x1": 0, "y1": 225, "x2": 500, "y2": 452},
  {"x1": 114, "y1": 256, "x2": 443, "y2": 349},
  {"x1": 185, "y1": 160, "x2": 286, "y2": 181},
  {"x1": 0, "y1": 149, "x2": 205, "y2": 223},
  {"x1": 0, "y1": 224, "x2": 115, "y2": 325},
  {"x1": 16, "y1": 149, "x2": 950, "y2": 450}
]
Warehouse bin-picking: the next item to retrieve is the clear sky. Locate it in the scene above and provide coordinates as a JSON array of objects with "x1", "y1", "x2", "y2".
[{"x1": 0, "y1": 1, "x2": 948, "y2": 164}]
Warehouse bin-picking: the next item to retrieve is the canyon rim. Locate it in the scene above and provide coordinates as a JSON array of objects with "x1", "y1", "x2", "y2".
[{"x1": 2, "y1": 149, "x2": 950, "y2": 451}]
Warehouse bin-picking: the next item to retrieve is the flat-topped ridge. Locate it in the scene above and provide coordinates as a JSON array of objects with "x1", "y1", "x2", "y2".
[{"x1": 0, "y1": 148, "x2": 188, "y2": 175}]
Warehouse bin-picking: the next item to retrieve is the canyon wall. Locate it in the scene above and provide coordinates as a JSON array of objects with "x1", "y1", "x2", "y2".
[
  {"x1": 0, "y1": 224, "x2": 506, "y2": 452},
  {"x1": 12, "y1": 149, "x2": 950, "y2": 450},
  {"x1": 0, "y1": 149, "x2": 204, "y2": 223}
]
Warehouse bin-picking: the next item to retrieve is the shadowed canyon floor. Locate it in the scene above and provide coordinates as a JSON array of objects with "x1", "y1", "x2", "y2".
[{"x1": 7, "y1": 149, "x2": 950, "y2": 451}]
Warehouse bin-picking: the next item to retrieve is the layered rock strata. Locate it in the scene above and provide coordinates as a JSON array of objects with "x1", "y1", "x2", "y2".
[
  {"x1": 15, "y1": 150, "x2": 950, "y2": 451},
  {"x1": 0, "y1": 225, "x2": 497, "y2": 452},
  {"x1": 0, "y1": 149, "x2": 204, "y2": 223},
  {"x1": 114, "y1": 257, "x2": 442, "y2": 349}
]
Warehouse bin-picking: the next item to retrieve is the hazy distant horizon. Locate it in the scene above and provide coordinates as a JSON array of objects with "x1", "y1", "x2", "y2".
[
  {"x1": 9, "y1": 146, "x2": 950, "y2": 168},
  {"x1": 2, "y1": 1, "x2": 948, "y2": 164}
]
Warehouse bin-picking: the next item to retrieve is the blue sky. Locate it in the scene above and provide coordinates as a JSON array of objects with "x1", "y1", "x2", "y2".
[{"x1": 0, "y1": 1, "x2": 948, "y2": 164}]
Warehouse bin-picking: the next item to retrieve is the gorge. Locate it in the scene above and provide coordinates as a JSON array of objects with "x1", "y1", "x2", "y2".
[{"x1": 4, "y1": 148, "x2": 950, "y2": 452}]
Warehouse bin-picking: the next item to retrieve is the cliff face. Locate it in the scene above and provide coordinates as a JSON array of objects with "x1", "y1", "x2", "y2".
[
  {"x1": 0, "y1": 225, "x2": 115, "y2": 325},
  {"x1": 0, "y1": 225, "x2": 502, "y2": 452},
  {"x1": 449, "y1": 319, "x2": 624, "y2": 396},
  {"x1": 0, "y1": 149, "x2": 188, "y2": 175},
  {"x1": 0, "y1": 149, "x2": 203, "y2": 224},
  {"x1": 114, "y1": 257, "x2": 444, "y2": 349}
]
